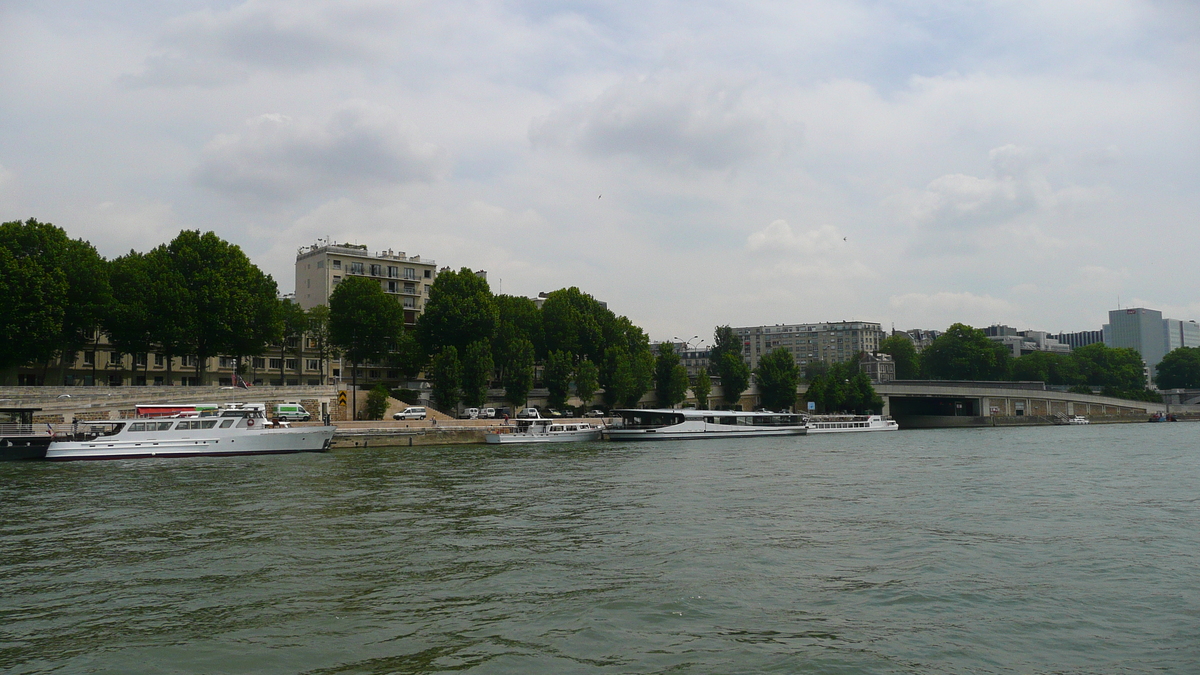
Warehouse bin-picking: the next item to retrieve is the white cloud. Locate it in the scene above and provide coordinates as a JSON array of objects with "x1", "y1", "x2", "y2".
[
  {"x1": 747, "y1": 220, "x2": 842, "y2": 254},
  {"x1": 194, "y1": 102, "x2": 446, "y2": 202},
  {"x1": 889, "y1": 292, "x2": 1018, "y2": 330},
  {"x1": 530, "y1": 71, "x2": 795, "y2": 171}
]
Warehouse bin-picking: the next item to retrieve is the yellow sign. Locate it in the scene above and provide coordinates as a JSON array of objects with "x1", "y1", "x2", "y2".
[{"x1": 338, "y1": 391, "x2": 347, "y2": 407}]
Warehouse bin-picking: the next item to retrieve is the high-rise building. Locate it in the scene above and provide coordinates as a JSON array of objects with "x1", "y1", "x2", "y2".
[
  {"x1": 295, "y1": 242, "x2": 438, "y2": 326},
  {"x1": 1052, "y1": 330, "x2": 1104, "y2": 350},
  {"x1": 733, "y1": 321, "x2": 884, "y2": 370},
  {"x1": 1106, "y1": 308, "x2": 1165, "y2": 380},
  {"x1": 1163, "y1": 318, "x2": 1200, "y2": 352}
]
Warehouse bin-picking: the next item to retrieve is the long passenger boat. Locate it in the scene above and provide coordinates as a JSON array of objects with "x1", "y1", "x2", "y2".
[
  {"x1": 605, "y1": 409, "x2": 808, "y2": 441},
  {"x1": 46, "y1": 404, "x2": 334, "y2": 461},
  {"x1": 804, "y1": 414, "x2": 899, "y2": 434}
]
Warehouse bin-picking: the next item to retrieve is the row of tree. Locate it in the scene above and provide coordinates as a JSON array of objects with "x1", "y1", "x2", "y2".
[
  {"x1": 0, "y1": 219, "x2": 341, "y2": 385},
  {"x1": 877, "y1": 322, "x2": 1159, "y2": 400}
]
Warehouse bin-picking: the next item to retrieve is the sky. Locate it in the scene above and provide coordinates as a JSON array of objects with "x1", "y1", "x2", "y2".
[{"x1": 1, "y1": 0, "x2": 1197, "y2": 343}]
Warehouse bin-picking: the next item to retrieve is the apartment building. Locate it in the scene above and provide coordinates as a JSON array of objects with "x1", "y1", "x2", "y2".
[
  {"x1": 983, "y1": 325, "x2": 1072, "y2": 358},
  {"x1": 733, "y1": 321, "x2": 884, "y2": 370},
  {"x1": 295, "y1": 242, "x2": 438, "y2": 326}
]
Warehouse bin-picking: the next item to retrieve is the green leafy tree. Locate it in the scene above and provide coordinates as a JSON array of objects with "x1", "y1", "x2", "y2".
[
  {"x1": 365, "y1": 384, "x2": 391, "y2": 420},
  {"x1": 542, "y1": 287, "x2": 606, "y2": 362},
  {"x1": 0, "y1": 219, "x2": 70, "y2": 378},
  {"x1": 878, "y1": 334, "x2": 921, "y2": 379},
  {"x1": 105, "y1": 250, "x2": 156, "y2": 384},
  {"x1": 755, "y1": 347, "x2": 800, "y2": 411},
  {"x1": 461, "y1": 340, "x2": 494, "y2": 408},
  {"x1": 306, "y1": 305, "x2": 337, "y2": 384},
  {"x1": 277, "y1": 298, "x2": 309, "y2": 385},
  {"x1": 574, "y1": 358, "x2": 599, "y2": 409},
  {"x1": 1156, "y1": 347, "x2": 1200, "y2": 389},
  {"x1": 802, "y1": 360, "x2": 830, "y2": 383},
  {"x1": 692, "y1": 369, "x2": 711, "y2": 410},
  {"x1": 416, "y1": 267, "x2": 497, "y2": 356},
  {"x1": 389, "y1": 329, "x2": 425, "y2": 381},
  {"x1": 803, "y1": 360, "x2": 881, "y2": 413},
  {"x1": 545, "y1": 349, "x2": 575, "y2": 410},
  {"x1": 502, "y1": 337, "x2": 535, "y2": 409},
  {"x1": 159, "y1": 230, "x2": 281, "y2": 383},
  {"x1": 60, "y1": 237, "x2": 113, "y2": 375},
  {"x1": 1011, "y1": 351, "x2": 1084, "y2": 385},
  {"x1": 1072, "y1": 343, "x2": 1147, "y2": 390},
  {"x1": 329, "y1": 275, "x2": 405, "y2": 413},
  {"x1": 921, "y1": 323, "x2": 1011, "y2": 380},
  {"x1": 493, "y1": 294, "x2": 545, "y2": 360},
  {"x1": 710, "y1": 326, "x2": 750, "y2": 407},
  {"x1": 430, "y1": 346, "x2": 463, "y2": 413},
  {"x1": 654, "y1": 343, "x2": 689, "y2": 408},
  {"x1": 142, "y1": 245, "x2": 191, "y2": 385}
]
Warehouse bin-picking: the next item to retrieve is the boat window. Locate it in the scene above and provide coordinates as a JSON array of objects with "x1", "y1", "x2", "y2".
[
  {"x1": 618, "y1": 411, "x2": 685, "y2": 428},
  {"x1": 550, "y1": 426, "x2": 563, "y2": 432},
  {"x1": 220, "y1": 419, "x2": 234, "y2": 428},
  {"x1": 201, "y1": 420, "x2": 217, "y2": 429},
  {"x1": 129, "y1": 422, "x2": 146, "y2": 432}
]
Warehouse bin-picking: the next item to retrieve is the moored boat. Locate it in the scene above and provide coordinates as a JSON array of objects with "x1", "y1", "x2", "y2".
[
  {"x1": 0, "y1": 408, "x2": 52, "y2": 461},
  {"x1": 605, "y1": 409, "x2": 807, "y2": 441},
  {"x1": 804, "y1": 414, "x2": 899, "y2": 434},
  {"x1": 1067, "y1": 415, "x2": 1090, "y2": 425},
  {"x1": 484, "y1": 418, "x2": 604, "y2": 444},
  {"x1": 45, "y1": 404, "x2": 334, "y2": 461}
]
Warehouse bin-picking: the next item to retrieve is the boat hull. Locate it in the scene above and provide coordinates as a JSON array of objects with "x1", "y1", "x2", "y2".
[
  {"x1": 46, "y1": 426, "x2": 335, "y2": 461},
  {"x1": 605, "y1": 427, "x2": 806, "y2": 441},
  {"x1": 0, "y1": 437, "x2": 51, "y2": 461}
]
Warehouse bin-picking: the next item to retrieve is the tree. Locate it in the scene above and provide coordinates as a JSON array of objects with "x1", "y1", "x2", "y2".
[
  {"x1": 1156, "y1": 347, "x2": 1200, "y2": 389},
  {"x1": 415, "y1": 267, "x2": 497, "y2": 356},
  {"x1": 59, "y1": 237, "x2": 113, "y2": 377},
  {"x1": 502, "y1": 337, "x2": 535, "y2": 409},
  {"x1": 693, "y1": 369, "x2": 711, "y2": 410},
  {"x1": 654, "y1": 343, "x2": 689, "y2": 408},
  {"x1": 545, "y1": 349, "x2": 575, "y2": 409},
  {"x1": 365, "y1": 384, "x2": 391, "y2": 420},
  {"x1": 306, "y1": 305, "x2": 337, "y2": 384},
  {"x1": 277, "y1": 298, "x2": 309, "y2": 385},
  {"x1": 1011, "y1": 351, "x2": 1084, "y2": 385},
  {"x1": 461, "y1": 340, "x2": 494, "y2": 408},
  {"x1": 105, "y1": 251, "x2": 156, "y2": 385},
  {"x1": 710, "y1": 325, "x2": 750, "y2": 407},
  {"x1": 429, "y1": 346, "x2": 463, "y2": 413},
  {"x1": 389, "y1": 329, "x2": 425, "y2": 381},
  {"x1": 921, "y1": 323, "x2": 1010, "y2": 380},
  {"x1": 329, "y1": 275, "x2": 405, "y2": 413},
  {"x1": 803, "y1": 360, "x2": 881, "y2": 414},
  {"x1": 542, "y1": 287, "x2": 606, "y2": 362},
  {"x1": 493, "y1": 294, "x2": 545, "y2": 360},
  {"x1": 575, "y1": 359, "x2": 599, "y2": 410},
  {"x1": 755, "y1": 347, "x2": 799, "y2": 411},
  {"x1": 0, "y1": 219, "x2": 70, "y2": 378},
  {"x1": 878, "y1": 334, "x2": 921, "y2": 379},
  {"x1": 1073, "y1": 343, "x2": 1147, "y2": 390}
]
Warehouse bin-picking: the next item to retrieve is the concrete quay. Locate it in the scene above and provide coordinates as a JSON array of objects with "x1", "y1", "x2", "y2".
[{"x1": 328, "y1": 418, "x2": 608, "y2": 448}]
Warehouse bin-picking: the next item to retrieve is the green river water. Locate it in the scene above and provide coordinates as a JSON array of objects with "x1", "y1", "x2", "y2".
[{"x1": 2, "y1": 423, "x2": 1197, "y2": 673}]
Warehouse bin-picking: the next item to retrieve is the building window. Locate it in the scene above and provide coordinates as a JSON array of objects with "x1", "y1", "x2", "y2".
[
  {"x1": 306, "y1": 359, "x2": 319, "y2": 371},
  {"x1": 403, "y1": 297, "x2": 416, "y2": 308},
  {"x1": 285, "y1": 359, "x2": 297, "y2": 370},
  {"x1": 181, "y1": 355, "x2": 195, "y2": 367},
  {"x1": 424, "y1": 269, "x2": 432, "y2": 278},
  {"x1": 83, "y1": 351, "x2": 95, "y2": 365},
  {"x1": 370, "y1": 264, "x2": 383, "y2": 276},
  {"x1": 348, "y1": 262, "x2": 365, "y2": 275},
  {"x1": 269, "y1": 358, "x2": 282, "y2": 369},
  {"x1": 155, "y1": 353, "x2": 164, "y2": 366},
  {"x1": 404, "y1": 267, "x2": 417, "y2": 280},
  {"x1": 404, "y1": 283, "x2": 415, "y2": 294},
  {"x1": 219, "y1": 356, "x2": 236, "y2": 368},
  {"x1": 253, "y1": 357, "x2": 265, "y2": 368},
  {"x1": 388, "y1": 266, "x2": 399, "y2": 278},
  {"x1": 332, "y1": 259, "x2": 341, "y2": 269},
  {"x1": 316, "y1": 260, "x2": 324, "y2": 269},
  {"x1": 387, "y1": 280, "x2": 398, "y2": 293},
  {"x1": 134, "y1": 353, "x2": 147, "y2": 366}
]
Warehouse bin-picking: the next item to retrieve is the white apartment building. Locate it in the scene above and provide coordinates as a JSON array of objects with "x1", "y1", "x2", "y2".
[
  {"x1": 295, "y1": 242, "x2": 438, "y2": 326},
  {"x1": 733, "y1": 321, "x2": 884, "y2": 370}
]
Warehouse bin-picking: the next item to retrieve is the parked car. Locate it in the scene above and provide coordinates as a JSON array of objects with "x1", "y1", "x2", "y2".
[
  {"x1": 460, "y1": 407, "x2": 480, "y2": 419},
  {"x1": 583, "y1": 409, "x2": 606, "y2": 418},
  {"x1": 516, "y1": 407, "x2": 541, "y2": 419},
  {"x1": 494, "y1": 407, "x2": 512, "y2": 419},
  {"x1": 479, "y1": 407, "x2": 496, "y2": 419},
  {"x1": 393, "y1": 406, "x2": 427, "y2": 420},
  {"x1": 273, "y1": 402, "x2": 311, "y2": 422}
]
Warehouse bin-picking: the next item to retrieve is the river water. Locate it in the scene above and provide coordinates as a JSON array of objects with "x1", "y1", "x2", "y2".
[{"x1": 2, "y1": 424, "x2": 1198, "y2": 674}]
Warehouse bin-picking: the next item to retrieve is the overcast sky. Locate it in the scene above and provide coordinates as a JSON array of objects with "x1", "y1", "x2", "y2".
[{"x1": 2, "y1": 1, "x2": 1197, "y2": 342}]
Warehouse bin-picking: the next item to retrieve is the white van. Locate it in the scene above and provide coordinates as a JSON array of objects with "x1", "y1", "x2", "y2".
[
  {"x1": 394, "y1": 406, "x2": 427, "y2": 420},
  {"x1": 460, "y1": 407, "x2": 480, "y2": 419},
  {"x1": 479, "y1": 407, "x2": 496, "y2": 419},
  {"x1": 273, "y1": 402, "x2": 311, "y2": 422}
]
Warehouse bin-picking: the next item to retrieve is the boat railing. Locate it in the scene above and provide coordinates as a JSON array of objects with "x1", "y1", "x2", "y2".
[{"x1": 0, "y1": 423, "x2": 48, "y2": 437}]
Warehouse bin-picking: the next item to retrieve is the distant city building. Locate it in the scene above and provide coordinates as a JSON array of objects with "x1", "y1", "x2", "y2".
[
  {"x1": 1163, "y1": 318, "x2": 1200, "y2": 352},
  {"x1": 1052, "y1": 330, "x2": 1104, "y2": 350},
  {"x1": 295, "y1": 242, "x2": 439, "y2": 326},
  {"x1": 733, "y1": 321, "x2": 884, "y2": 370},
  {"x1": 984, "y1": 325, "x2": 1071, "y2": 358},
  {"x1": 653, "y1": 341, "x2": 711, "y2": 378},
  {"x1": 1106, "y1": 307, "x2": 1166, "y2": 382},
  {"x1": 896, "y1": 328, "x2": 941, "y2": 351},
  {"x1": 858, "y1": 352, "x2": 896, "y2": 384}
]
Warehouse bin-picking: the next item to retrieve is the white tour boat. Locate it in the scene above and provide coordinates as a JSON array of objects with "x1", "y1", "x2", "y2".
[
  {"x1": 1067, "y1": 415, "x2": 1090, "y2": 425},
  {"x1": 605, "y1": 409, "x2": 808, "y2": 441},
  {"x1": 804, "y1": 414, "x2": 899, "y2": 434},
  {"x1": 45, "y1": 404, "x2": 335, "y2": 461},
  {"x1": 484, "y1": 418, "x2": 604, "y2": 444}
]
